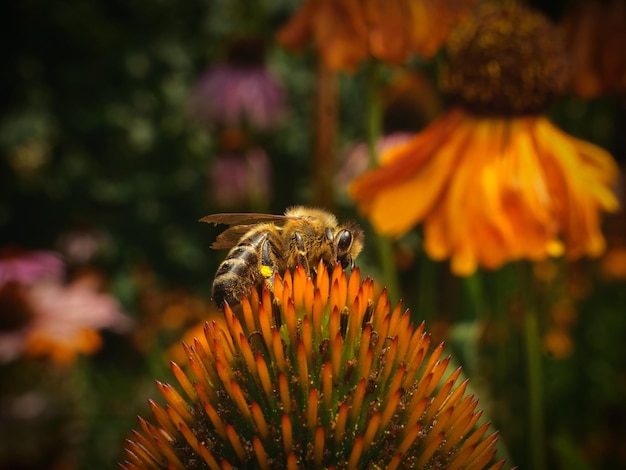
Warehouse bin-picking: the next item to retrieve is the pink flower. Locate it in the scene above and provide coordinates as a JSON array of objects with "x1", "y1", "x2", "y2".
[
  {"x1": 56, "y1": 227, "x2": 110, "y2": 265},
  {"x1": 187, "y1": 64, "x2": 287, "y2": 130},
  {"x1": 0, "y1": 250, "x2": 131, "y2": 365},
  {"x1": 0, "y1": 249, "x2": 64, "y2": 286},
  {"x1": 336, "y1": 133, "x2": 414, "y2": 188},
  {"x1": 22, "y1": 277, "x2": 131, "y2": 364}
]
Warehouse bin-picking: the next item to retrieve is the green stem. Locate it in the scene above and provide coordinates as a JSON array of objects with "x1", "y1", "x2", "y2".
[
  {"x1": 462, "y1": 271, "x2": 489, "y2": 322},
  {"x1": 415, "y1": 254, "x2": 438, "y2": 324},
  {"x1": 365, "y1": 61, "x2": 400, "y2": 304},
  {"x1": 366, "y1": 63, "x2": 383, "y2": 169},
  {"x1": 524, "y1": 304, "x2": 546, "y2": 470}
]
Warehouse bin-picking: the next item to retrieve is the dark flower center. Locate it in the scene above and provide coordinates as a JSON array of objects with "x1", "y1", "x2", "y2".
[{"x1": 440, "y1": 3, "x2": 570, "y2": 116}]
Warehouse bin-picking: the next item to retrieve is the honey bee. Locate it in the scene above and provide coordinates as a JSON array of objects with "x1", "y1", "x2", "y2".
[{"x1": 200, "y1": 207, "x2": 364, "y2": 308}]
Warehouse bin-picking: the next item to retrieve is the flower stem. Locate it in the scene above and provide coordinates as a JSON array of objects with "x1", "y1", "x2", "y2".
[
  {"x1": 313, "y1": 59, "x2": 337, "y2": 208},
  {"x1": 366, "y1": 62, "x2": 383, "y2": 169},
  {"x1": 415, "y1": 255, "x2": 438, "y2": 324},
  {"x1": 524, "y1": 304, "x2": 546, "y2": 470},
  {"x1": 365, "y1": 61, "x2": 400, "y2": 304}
]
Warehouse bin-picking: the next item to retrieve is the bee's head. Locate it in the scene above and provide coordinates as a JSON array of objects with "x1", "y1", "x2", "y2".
[{"x1": 334, "y1": 222, "x2": 364, "y2": 269}]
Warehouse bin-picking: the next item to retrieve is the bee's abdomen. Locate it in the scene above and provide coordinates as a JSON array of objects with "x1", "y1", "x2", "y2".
[
  {"x1": 212, "y1": 232, "x2": 267, "y2": 308},
  {"x1": 215, "y1": 245, "x2": 258, "y2": 279}
]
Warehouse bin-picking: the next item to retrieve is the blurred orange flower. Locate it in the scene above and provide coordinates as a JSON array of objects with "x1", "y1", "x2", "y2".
[
  {"x1": 351, "y1": 109, "x2": 619, "y2": 275},
  {"x1": 543, "y1": 327, "x2": 574, "y2": 359},
  {"x1": 277, "y1": 0, "x2": 476, "y2": 71},
  {"x1": 350, "y1": 3, "x2": 620, "y2": 275}
]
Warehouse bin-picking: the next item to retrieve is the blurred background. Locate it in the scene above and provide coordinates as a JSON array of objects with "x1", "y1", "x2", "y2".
[{"x1": 1, "y1": 0, "x2": 625, "y2": 468}]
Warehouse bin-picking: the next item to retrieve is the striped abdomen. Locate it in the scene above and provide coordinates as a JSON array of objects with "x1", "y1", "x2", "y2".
[{"x1": 211, "y1": 228, "x2": 282, "y2": 308}]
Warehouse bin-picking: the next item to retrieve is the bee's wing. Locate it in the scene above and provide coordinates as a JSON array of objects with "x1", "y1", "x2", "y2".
[
  {"x1": 200, "y1": 213, "x2": 291, "y2": 226},
  {"x1": 201, "y1": 213, "x2": 295, "y2": 250},
  {"x1": 209, "y1": 225, "x2": 257, "y2": 250}
]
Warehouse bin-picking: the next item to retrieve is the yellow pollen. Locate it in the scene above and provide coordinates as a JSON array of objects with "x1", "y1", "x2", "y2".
[{"x1": 260, "y1": 265, "x2": 273, "y2": 278}]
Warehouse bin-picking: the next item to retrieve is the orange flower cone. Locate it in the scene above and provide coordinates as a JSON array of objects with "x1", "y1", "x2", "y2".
[{"x1": 121, "y1": 262, "x2": 506, "y2": 469}]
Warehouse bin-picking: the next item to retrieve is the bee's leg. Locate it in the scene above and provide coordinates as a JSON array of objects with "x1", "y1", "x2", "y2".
[
  {"x1": 260, "y1": 238, "x2": 276, "y2": 291},
  {"x1": 294, "y1": 231, "x2": 311, "y2": 275},
  {"x1": 321, "y1": 227, "x2": 336, "y2": 276}
]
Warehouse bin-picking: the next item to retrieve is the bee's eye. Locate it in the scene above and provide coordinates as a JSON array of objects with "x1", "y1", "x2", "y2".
[{"x1": 336, "y1": 230, "x2": 353, "y2": 254}]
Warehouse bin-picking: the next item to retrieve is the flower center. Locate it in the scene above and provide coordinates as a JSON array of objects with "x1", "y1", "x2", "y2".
[{"x1": 440, "y1": 3, "x2": 570, "y2": 116}]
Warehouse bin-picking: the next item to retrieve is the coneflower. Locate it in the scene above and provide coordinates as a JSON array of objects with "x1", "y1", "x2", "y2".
[{"x1": 121, "y1": 262, "x2": 505, "y2": 469}]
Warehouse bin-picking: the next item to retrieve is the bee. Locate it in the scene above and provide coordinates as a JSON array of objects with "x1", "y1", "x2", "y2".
[{"x1": 200, "y1": 206, "x2": 364, "y2": 308}]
